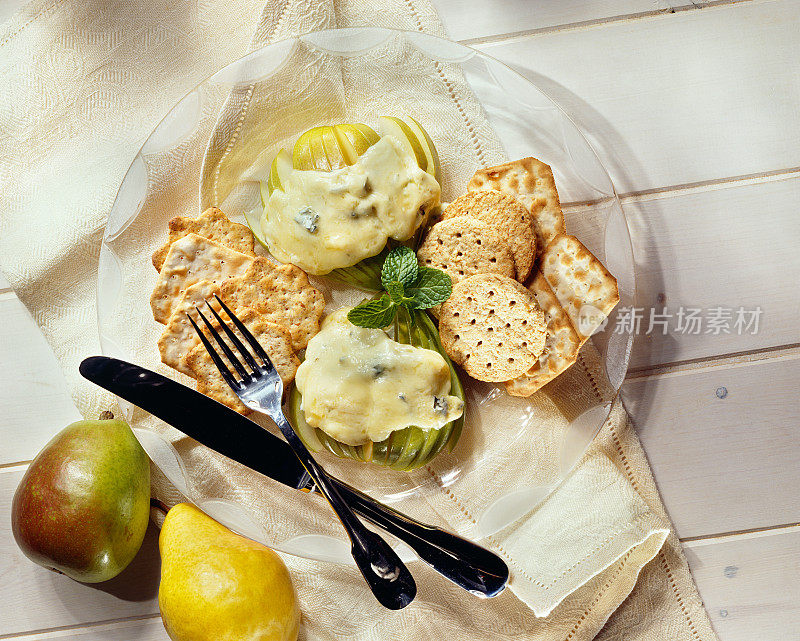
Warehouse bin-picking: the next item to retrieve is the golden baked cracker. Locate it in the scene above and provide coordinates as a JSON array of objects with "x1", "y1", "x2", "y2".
[
  {"x1": 417, "y1": 217, "x2": 516, "y2": 287},
  {"x1": 150, "y1": 233, "x2": 254, "y2": 324},
  {"x1": 152, "y1": 207, "x2": 256, "y2": 271},
  {"x1": 157, "y1": 280, "x2": 222, "y2": 376},
  {"x1": 468, "y1": 157, "x2": 566, "y2": 254},
  {"x1": 185, "y1": 308, "x2": 299, "y2": 415},
  {"x1": 439, "y1": 274, "x2": 546, "y2": 382},
  {"x1": 505, "y1": 271, "x2": 581, "y2": 397},
  {"x1": 219, "y1": 257, "x2": 324, "y2": 351},
  {"x1": 540, "y1": 233, "x2": 619, "y2": 343},
  {"x1": 442, "y1": 190, "x2": 536, "y2": 282}
]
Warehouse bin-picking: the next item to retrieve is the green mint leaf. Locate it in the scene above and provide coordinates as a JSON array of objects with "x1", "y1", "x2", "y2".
[
  {"x1": 347, "y1": 296, "x2": 398, "y2": 328},
  {"x1": 405, "y1": 267, "x2": 452, "y2": 309},
  {"x1": 385, "y1": 280, "x2": 405, "y2": 304},
  {"x1": 381, "y1": 246, "x2": 418, "y2": 289}
]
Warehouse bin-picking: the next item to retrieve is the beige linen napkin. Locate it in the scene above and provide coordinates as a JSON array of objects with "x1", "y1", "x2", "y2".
[{"x1": 0, "y1": 1, "x2": 718, "y2": 640}]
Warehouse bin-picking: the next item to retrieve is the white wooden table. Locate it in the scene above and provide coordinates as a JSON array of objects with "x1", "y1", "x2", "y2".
[{"x1": 1, "y1": 1, "x2": 798, "y2": 639}]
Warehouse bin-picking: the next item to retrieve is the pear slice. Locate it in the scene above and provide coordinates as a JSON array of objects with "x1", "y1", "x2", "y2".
[
  {"x1": 352, "y1": 122, "x2": 380, "y2": 146},
  {"x1": 293, "y1": 126, "x2": 330, "y2": 171},
  {"x1": 378, "y1": 116, "x2": 427, "y2": 173},
  {"x1": 292, "y1": 128, "x2": 315, "y2": 170},
  {"x1": 309, "y1": 127, "x2": 331, "y2": 171},
  {"x1": 244, "y1": 206, "x2": 268, "y2": 249},
  {"x1": 334, "y1": 124, "x2": 376, "y2": 164},
  {"x1": 255, "y1": 149, "x2": 292, "y2": 248},
  {"x1": 320, "y1": 125, "x2": 347, "y2": 170},
  {"x1": 405, "y1": 116, "x2": 441, "y2": 184},
  {"x1": 267, "y1": 148, "x2": 293, "y2": 195}
]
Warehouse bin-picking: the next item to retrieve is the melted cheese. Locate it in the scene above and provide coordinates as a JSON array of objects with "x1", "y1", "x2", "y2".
[
  {"x1": 295, "y1": 309, "x2": 463, "y2": 446},
  {"x1": 261, "y1": 136, "x2": 440, "y2": 274}
]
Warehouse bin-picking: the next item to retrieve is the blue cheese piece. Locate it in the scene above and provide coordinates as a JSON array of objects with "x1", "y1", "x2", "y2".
[
  {"x1": 295, "y1": 309, "x2": 463, "y2": 446},
  {"x1": 261, "y1": 136, "x2": 440, "y2": 274},
  {"x1": 294, "y1": 206, "x2": 319, "y2": 233}
]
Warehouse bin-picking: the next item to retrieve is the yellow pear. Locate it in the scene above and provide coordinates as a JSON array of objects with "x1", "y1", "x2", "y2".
[{"x1": 158, "y1": 503, "x2": 300, "y2": 641}]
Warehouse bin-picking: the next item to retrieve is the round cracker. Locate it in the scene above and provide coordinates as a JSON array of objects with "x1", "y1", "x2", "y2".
[
  {"x1": 417, "y1": 217, "x2": 516, "y2": 287},
  {"x1": 442, "y1": 190, "x2": 536, "y2": 281},
  {"x1": 439, "y1": 274, "x2": 547, "y2": 382}
]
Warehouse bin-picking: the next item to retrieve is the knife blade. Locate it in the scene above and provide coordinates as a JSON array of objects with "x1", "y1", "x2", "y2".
[
  {"x1": 80, "y1": 356, "x2": 316, "y2": 491},
  {"x1": 79, "y1": 356, "x2": 509, "y2": 597}
]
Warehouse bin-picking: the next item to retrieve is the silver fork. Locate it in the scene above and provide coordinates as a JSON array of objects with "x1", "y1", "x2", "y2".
[{"x1": 188, "y1": 296, "x2": 417, "y2": 610}]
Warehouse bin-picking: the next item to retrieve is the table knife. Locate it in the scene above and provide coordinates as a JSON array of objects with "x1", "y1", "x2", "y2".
[{"x1": 79, "y1": 356, "x2": 509, "y2": 597}]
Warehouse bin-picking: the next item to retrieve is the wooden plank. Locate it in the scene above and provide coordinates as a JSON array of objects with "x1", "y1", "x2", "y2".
[
  {"x1": 0, "y1": 468, "x2": 160, "y2": 636},
  {"x1": 0, "y1": 294, "x2": 82, "y2": 465},
  {"x1": 480, "y1": 0, "x2": 800, "y2": 194},
  {"x1": 623, "y1": 354, "x2": 800, "y2": 539},
  {"x1": 565, "y1": 175, "x2": 800, "y2": 370},
  {"x1": 434, "y1": 0, "x2": 664, "y2": 43},
  {"x1": 684, "y1": 528, "x2": 800, "y2": 641},
  {"x1": 8, "y1": 617, "x2": 167, "y2": 641}
]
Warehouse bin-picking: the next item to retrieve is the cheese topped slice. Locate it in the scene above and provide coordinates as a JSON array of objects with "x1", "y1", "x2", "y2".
[
  {"x1": 295, "y1": 309, "x2": 463, "y2": 446},
  {"x1": 261, "y1": 136, "x2": 440, "y2": 274}
]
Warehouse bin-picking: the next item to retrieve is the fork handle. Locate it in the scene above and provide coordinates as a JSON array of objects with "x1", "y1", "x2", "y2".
[
  {"x1": 274, "y1": 415, "x2": 416, "y2": 610},
  {"x1": 331, "y1": 480, "x2": 509, "y2": 597}
]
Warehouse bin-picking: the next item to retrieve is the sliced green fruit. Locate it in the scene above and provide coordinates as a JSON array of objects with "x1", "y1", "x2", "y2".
[
  {"x1": 293, "y1": 126, "x2": 330, "y2": 171},
  {"x1": 287, "y1": 304, "x2": 465, "y2": 471},
  {"x1": 245, "y1": 206, "x2": 268, "y2": 250},
  {"x1": 253, "y1": 148, "x2": 292, "y2": 248},
  {"x1": 262, "y1": 167, "x2": 273, "y2": 206},
  {"x1": 267, "y1": 148, "x2": 292, "y2": 195},
  {"x1": 288, "y1": 387, "x2": 323, "y2": 451},
  {"x1": 377, "y1": 116, "x2": 427, "y2": 173},
  {"x1": 292, "y1": 128, "x2": 316, "y2": 170},
  {"x1": 319, "y1": 125, "x2": 346, "y2": 170},
  {"x1": 332, "y1": 125, "x2": 359, "y2": 165},
  {"x1": 309, "y1": 126, "x2": 331, "y2": 171},
  {"x1": 333, "y1": 124, "x2": 376, "y2": 164},
  {"x1": 405, "y1": 116, "x2": 441, "y2": 184},
  {"x1": 352, "y1": 122, "x2": 380, "y2": 146}
]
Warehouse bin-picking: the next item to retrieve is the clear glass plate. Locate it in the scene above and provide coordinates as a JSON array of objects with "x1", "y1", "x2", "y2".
[{"x1": 98, "y1": 27, "x2": 635, "y2": 563}]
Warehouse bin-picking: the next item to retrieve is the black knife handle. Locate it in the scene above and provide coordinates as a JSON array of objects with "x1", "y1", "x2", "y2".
[
  {"x1": 331, "y1": 480, "x2": 509, "y2": 597},
  {"x1": 271, "y1": 414, "x2": 416, "y2": 610}
]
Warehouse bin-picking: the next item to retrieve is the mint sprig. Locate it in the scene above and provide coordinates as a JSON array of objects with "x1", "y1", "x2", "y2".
[
  {"x1": 404, "y1": 267, "x2": 452, "y2": 309},
  {"x1": 347, "y1": 247, "x2": 452, "y2": 329},
  {"x1": 346, "y1": 295, "x2": 397, "y2": 328},
  {"x1": 381, "y1": 246, "x2": 418, "y2": 288}
]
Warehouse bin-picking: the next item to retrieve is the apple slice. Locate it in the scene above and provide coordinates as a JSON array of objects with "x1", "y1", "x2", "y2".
[
  {"x1": 405, "y1": 116, "x2": 441, "y2": 184},
  {"x1": 378, "y1": 116, "x2": 427, "y2": 173}
]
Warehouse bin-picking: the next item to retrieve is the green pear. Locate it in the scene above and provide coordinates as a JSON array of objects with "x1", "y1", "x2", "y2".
[{"x1": 11, "y1": 415, "x2": 151, "y2": 583}]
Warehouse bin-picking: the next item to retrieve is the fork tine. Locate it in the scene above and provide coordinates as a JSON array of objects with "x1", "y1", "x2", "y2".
[
  {"x1": 194, "y1": 306, "x2": 250, "y2": 381},
  {"x1": 204, "y1": 302, "x2": 261, "y2": 372},
  {"x1": 214, "y1": 295, "x2": 275, "y2": 370},
  {"x1": 186, "y1": 312, "x2": 242, "y2": 390}
]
